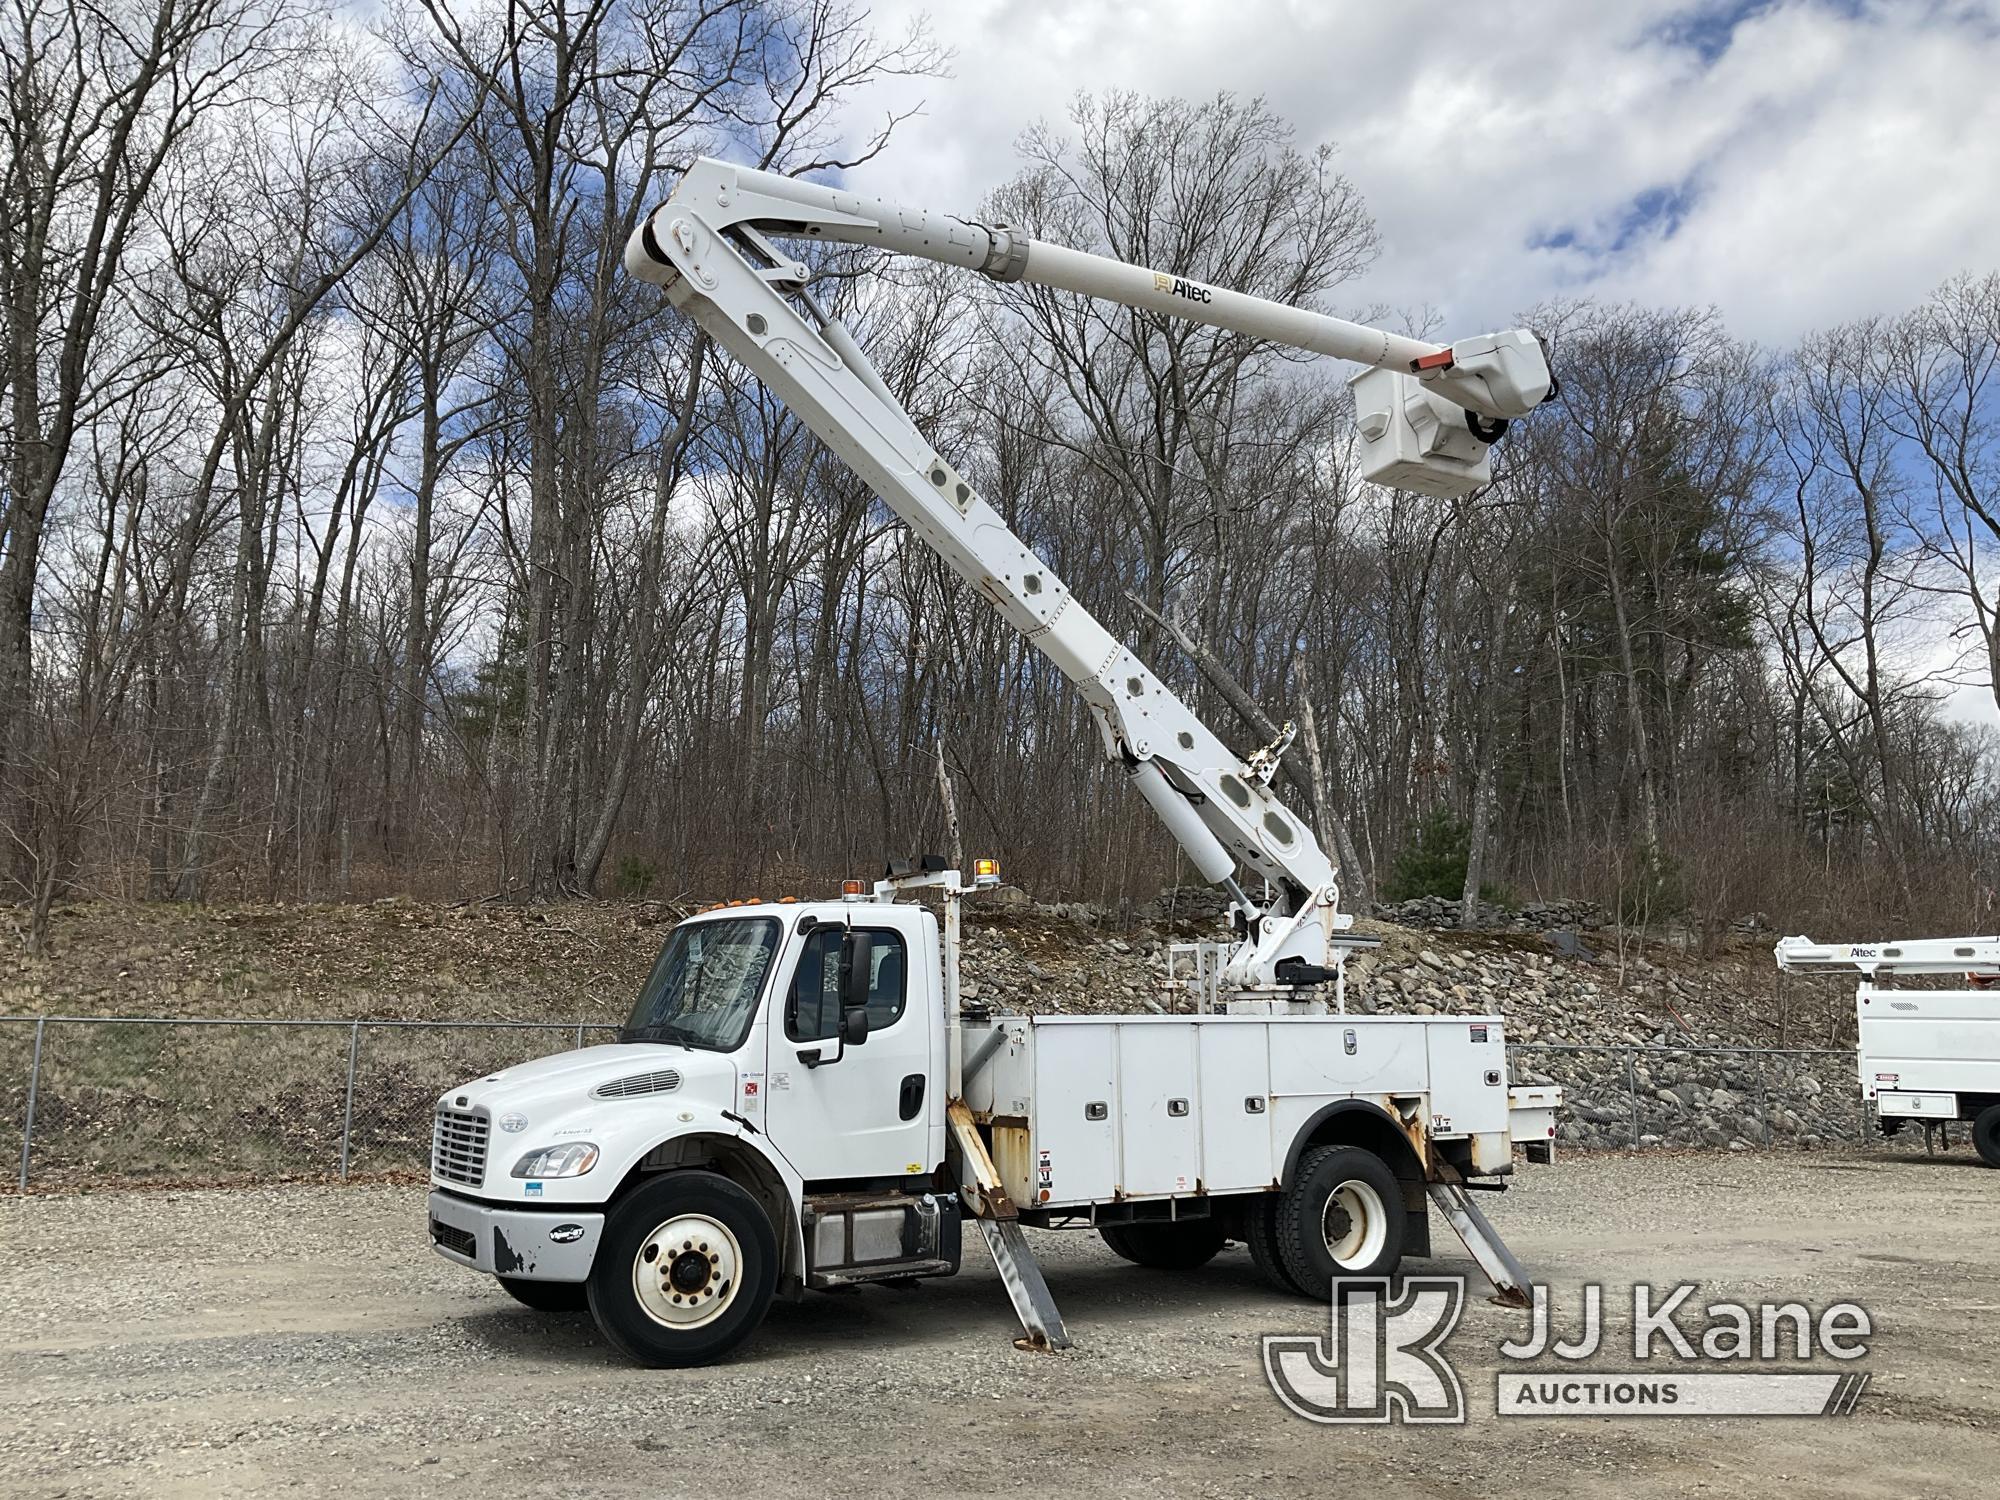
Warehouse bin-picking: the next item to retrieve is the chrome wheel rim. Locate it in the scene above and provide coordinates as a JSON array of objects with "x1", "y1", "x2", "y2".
[
  {"x1": 632, "y1": 1213, "x2": 742, "y2": 1329},
  {"x1": 1321, "y1": 1178, "x2": 1389, "y2": 1269}
]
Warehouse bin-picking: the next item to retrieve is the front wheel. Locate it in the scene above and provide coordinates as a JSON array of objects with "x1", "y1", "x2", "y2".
[
  {"x1": 497, "y1": 1276, "x2": 588, "y2": 1311},
  {"x1": 1973, "y1": 1103, "x2": 2000, "y2": 1168},
  {"x1": 1273, "y1": 1144, "x2": 1406, "y2": 1297},
  {"x1": 587, "y1": 1171, "x2": 778, "y2": 1367},
  {"x1": 1099, "y1": 1220, "x2": 1227, "y2": 1269}
]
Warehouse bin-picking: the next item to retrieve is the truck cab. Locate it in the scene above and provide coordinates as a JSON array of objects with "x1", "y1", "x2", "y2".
[{"x1": 427, "y1": 895, "x2": 963, "y2": 1364}]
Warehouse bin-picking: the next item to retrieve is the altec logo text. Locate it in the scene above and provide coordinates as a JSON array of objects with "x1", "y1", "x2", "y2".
[
  {"x1": 1151, "y1": 270, "x2": 1213, "y2": 304},
  {"x1": 1263, "y1": 1280, "x2": 1873, "y2": 1425}
]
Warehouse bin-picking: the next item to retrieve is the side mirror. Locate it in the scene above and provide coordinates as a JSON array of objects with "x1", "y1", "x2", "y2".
[{"x1": 838, "y1": 931, "x2": 874, "y2": 1046}]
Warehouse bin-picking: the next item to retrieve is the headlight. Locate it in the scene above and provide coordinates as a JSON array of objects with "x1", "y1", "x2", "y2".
[{"x1": 510, "y1": 1142, "x2": 599, "y2": 1179}]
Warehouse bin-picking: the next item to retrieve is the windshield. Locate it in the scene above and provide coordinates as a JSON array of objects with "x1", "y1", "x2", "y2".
[{"x1": 620, "y1": 916, "x2": 779, "y2": 1052}]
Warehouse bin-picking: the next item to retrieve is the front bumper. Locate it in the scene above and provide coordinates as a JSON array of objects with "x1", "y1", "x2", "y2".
[{"x1": 427, "y1": 1190, "x2": 605, "y2": 1282}]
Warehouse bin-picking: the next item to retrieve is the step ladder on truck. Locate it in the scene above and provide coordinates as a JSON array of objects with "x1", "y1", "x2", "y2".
[
  {"x1": 1774, "y1": 935, "x2": 2000, "y2": 1166},
  {"x1": 422, "y1": 158, "x2": 1567, "y2": 1367}
]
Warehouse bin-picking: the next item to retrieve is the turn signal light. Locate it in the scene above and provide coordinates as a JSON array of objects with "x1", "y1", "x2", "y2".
[{"x1": 973, "y1": 857, "x2": 1000, "y2": 887}]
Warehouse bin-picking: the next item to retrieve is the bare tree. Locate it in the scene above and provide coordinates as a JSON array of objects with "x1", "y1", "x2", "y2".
[
  {"x1": 1888, "y1": 274, "x2": 2000, "y2": 713},
  {"x1": 1, "y1": 0, "x2": 308, "y2": 873}
]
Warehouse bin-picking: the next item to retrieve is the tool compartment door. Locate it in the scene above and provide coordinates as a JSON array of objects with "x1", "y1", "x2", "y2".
[
  {"x1": 1422, "y1": 1019, "x2": 1508, "y2": 1137},
  {"x1": 1115, "y1": 1022, "x2": 1199, "y2": 1197},
  {"x1": 1269, "y1": 1017, "x2": 1430, "y2": 1095},
  {"x1": 1197, "y1": 1021, "x2": 1274, "y2": 1193},
  {"x1": 1030, "y1": 1020, "x2": 1117, "y2": 1206}
]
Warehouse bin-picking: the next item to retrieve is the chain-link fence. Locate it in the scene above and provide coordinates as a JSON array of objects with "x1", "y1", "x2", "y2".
[
  {"x1": 1, "y1": 1017, "x2": 1879, "y2": 1191},
  {"x1": 3, "y1": 1016, "x2": 617, "y2": 1190}
]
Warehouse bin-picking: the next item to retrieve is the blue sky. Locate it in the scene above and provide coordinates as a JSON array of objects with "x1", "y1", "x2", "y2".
[{"x1": 845, "y1": 0, "x2": 2000, "y2": 348}]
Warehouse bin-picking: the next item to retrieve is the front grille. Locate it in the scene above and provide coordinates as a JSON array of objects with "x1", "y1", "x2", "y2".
[
  {"x1": 430, "y1": 1218, "x2": 477, "y2": 1259},
  {"x1": 593, "y1": 1068, "x2": 682, "y2": 1099},
  {"x1": 431, "y1": 1107, "x2": 489, "y2": 1185}
]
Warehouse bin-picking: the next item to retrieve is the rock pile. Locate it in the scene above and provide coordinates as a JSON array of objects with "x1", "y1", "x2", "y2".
[
  {"x1": 958, "y1": 897, "x2": 1859, "y2": 1154},
  {"x1": 1140, "y1": 886, "x2": 1234, "y2": 924},
  {"x1": 1509, "y1": 1046, "x2": 1859, "y2": 1152},
  {"x1": 1369, "y1": 895, "x2": 1609, "y2": 931}
]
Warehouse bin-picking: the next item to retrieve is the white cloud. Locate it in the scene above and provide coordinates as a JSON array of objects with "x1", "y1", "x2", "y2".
[{"x1": 846, "y1": 0, "x2": 2000, "y2": 345}]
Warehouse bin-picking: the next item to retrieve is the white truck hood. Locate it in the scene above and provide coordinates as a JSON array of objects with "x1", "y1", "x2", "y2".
[{"x1": 434, "y1": 1042, "x2": 742, "y2": 1203}]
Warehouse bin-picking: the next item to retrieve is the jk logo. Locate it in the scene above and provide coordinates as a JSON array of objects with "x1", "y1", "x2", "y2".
[{"x1": 1262, "y1": 1277, "x2": 1467, "y2": 1424}]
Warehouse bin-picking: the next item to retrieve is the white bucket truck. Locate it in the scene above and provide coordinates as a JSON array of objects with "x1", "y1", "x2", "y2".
[
  {"x1": 428, "y1": 864, "x2": 1561, "y2": 1366},
  {"x1": 427, "y1": 159, "x2": 1564, "y2": 1365},
  {"x1": 1775, "y1": 934, "x2": 2000, "y2": 1165}
]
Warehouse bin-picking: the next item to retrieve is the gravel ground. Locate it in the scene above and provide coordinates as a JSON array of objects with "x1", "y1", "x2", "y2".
[{"x1": 3, "y1": 1149, "x2": 1997, "y2": 1498}]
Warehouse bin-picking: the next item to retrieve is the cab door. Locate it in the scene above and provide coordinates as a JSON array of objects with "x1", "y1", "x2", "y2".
[{"x1": 762, "y1": 912, "x2": 935, "y2": 1183}]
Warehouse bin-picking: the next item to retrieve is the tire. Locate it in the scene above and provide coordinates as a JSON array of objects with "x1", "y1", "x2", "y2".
[
  {"x1": 1973, "y1": 1103, "x2": 2000, "y2": 1168},
  {"x1": 1243, "y1": 1193, "x2": 1310, "y2": 1297},
  {"x1": 496, "y1": 1276, "x2": 588, "y2": 1312},
  {"x1": 1274, "y1": 1145, "x2": 1406, "y2": 1298},
  {"x1": 586, "y1": 1171, "x2": 778, "y2": 1367},
  {"x1": 1099, "y1": 1220, "x2": 1227, "y2": 1270}
]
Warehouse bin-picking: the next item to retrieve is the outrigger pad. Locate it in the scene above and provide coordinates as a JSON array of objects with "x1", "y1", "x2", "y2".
[
  {"x1": 978, "y1": 1218, "x2": 1072, "y2": 1351},
  {"x1": 1426, "y1": 1168, "x2": 1533, "y2": 1309}
]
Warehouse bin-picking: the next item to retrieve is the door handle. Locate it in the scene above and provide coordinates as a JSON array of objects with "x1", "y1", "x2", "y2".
[{"x1": 898, "y1": 1073, "x2": 925, "y2": 1121}]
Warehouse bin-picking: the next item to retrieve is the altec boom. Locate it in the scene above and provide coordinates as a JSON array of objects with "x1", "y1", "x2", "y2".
[{"x1": 622, "y1": 157, "x2": 1556, "y2": 995}]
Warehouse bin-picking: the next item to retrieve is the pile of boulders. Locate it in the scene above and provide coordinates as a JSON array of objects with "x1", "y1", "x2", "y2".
[
  {"x1": 957, "y1": 891, "x2": 1856, "y2": 1153},
  {"x1": 1341, "y1": 940, "x2": 1859, "y2": 1148},
  {"x1": 957, "y1": 918, "x2": 1182, "y2": 1014},
  {"x1": 1140, "y1": 886, "x2": 1235, "y2": 924},
  {"x1": 1369, "y1": 894, "x2": 1609, "y2": 932},
  {"x1": 1508, "y1": 1046, "x2": 1859, "y2": 1152}
]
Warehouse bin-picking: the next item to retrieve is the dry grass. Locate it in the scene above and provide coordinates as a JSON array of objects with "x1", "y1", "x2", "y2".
[{"x1": 2, "y1": 899, "x2": 692, "y2": 1024}]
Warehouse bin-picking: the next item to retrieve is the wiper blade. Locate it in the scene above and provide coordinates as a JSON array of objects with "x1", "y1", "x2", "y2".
[{"x1": 620, "y1": 1022, "x2": 696, "y2": 1050}]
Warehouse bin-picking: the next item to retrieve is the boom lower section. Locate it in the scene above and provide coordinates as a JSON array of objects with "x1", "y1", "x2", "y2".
[{"x1": 629, "y1": 199, "x2": 1344, "y2": 985}]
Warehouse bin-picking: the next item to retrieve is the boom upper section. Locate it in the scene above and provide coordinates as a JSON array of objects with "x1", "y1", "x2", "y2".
[
  {"x1": 1775, "y1": 935, "x2": 2000, "y2": 977},
  {"x1": 639, "y1": 161, "x2": 1553, "y2": 498}
]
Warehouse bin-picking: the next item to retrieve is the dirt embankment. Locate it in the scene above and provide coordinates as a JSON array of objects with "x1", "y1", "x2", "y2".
[
  {"x1": 5, "y1": 893, "x2": 1839, "y2": 1044},
  {"x1": 0, "y1": 893, "x2": 1869, "y2": 1185},
  {"x1": 3, "y1": 900, "x2": 680, "y2": 1024}
]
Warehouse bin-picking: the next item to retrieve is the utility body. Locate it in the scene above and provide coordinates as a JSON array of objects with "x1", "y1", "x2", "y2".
[
  {"x1": 1775, "y1": 935, "x2": 2000, "y2": 1167},
  {"x1": 427, "y1": 159, "x2": 1564, "y2": 1364}
]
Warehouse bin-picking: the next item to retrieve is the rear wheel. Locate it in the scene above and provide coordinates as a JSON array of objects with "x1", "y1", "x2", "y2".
[
  {"x1": 1098, "y1": 1220, "x2": 1227, "y2": 1270},
  {"x1": 587, "y1": 1171, "x2": 777, "y2": 1367},
  {"x1": 1274, "y1": 1145, "x2": 1406, "y2": 1297},
  {"x1": 496, "y1": 1276, "x2": 588, "y2": 1312},
  {"x1": 1243, "y1": 1193, "x2": 1309, "y2": 1297},
  {"x1": 1973, "y1": 1103, "x2": 2000, "y2": 1168}
]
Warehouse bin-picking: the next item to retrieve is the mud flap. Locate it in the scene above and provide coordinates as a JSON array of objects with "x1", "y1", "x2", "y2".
[{"x1": 1426, "y1": 1163, "x2": 1532, "y2": 1308}]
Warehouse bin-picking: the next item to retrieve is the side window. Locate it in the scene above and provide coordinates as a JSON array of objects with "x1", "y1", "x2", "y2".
[{"x1": 787, "y1": 927, "x2": 907, "y2": 1042}]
